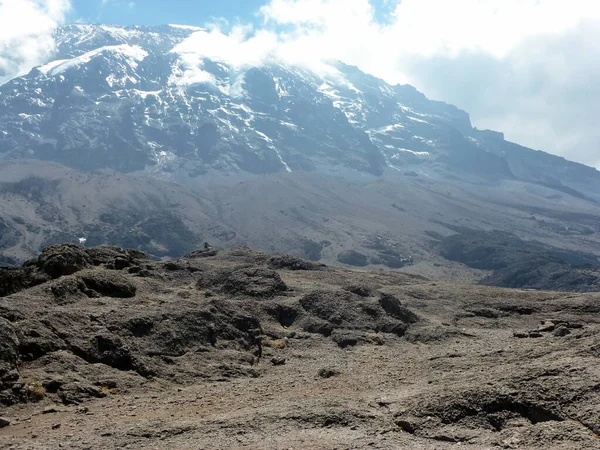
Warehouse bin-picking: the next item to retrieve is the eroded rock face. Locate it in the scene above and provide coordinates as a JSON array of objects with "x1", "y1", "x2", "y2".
[
  {"x1": 0, "y1": 318, "x2": 20, "y2": 389},
  {"x1": 49, "y1": 271, "x2": 137, "y2": 301},
  {"x1": 0, "y1": 245, "x2": 423, "y2": 407},
  {"x1": 378, "y1": 293, "x2": 419, "y2": 324},
  {"x1": 394, "y1": 387, "x2": 570, "y2": 444},
  {"x1": 0, "y1": 269, "x2": 33, "y2": 297},
  {"x1": 78, "y1": 271, "x2": 137, "y2": 298},
  {"x1": 197, "y1": 268, "x2": 288, "y2": 298},
  {"x1": 0, "y1": 244, "x2": 146, "y2": 298},
  {"x1": 37, "y1": 244, "x2": 92, "y2": 278},
  {"x1": 298, "y1": 290, "x2": 417, "y2": 341}
]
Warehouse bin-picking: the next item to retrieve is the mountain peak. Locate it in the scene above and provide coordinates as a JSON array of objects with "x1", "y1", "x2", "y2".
[{"x1": 0, "y1": 23, "x2": 599, "y2": 199}]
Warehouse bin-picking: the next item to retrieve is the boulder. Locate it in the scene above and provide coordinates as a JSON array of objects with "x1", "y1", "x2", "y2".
[
  {"x1": 343, "y1": 284, "x2": 374, "y2": 297},
  {"x1": 553, "y1": 326, "x2": 571, "y2": 337},
  {"x1": 49, "y1": 271, "x2": 136, "y2": 300},
  {"x1": 299, "y1": 290, "x2": 417, "y2": 340},
  {"x1": 318, "y1": 367, "x2": 340, "y2": 378},
  {"x1": 37, "y1": 244, "x2": 91, "y2": 278},
  {"x1": 198, "y1": 268, "x2": 287, "y2": 298},
  {"x1": 57, "y1": 382, "x2": 106, "y2": 405},
  {"x1": 379, "y1": 293, "x2": 419, "y2": 323},
  {"x1": 78, "y1": 271, "x2": 137, "y2": 298}
]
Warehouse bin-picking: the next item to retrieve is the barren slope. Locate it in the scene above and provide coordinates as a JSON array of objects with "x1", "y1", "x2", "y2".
[
  {"x1": 1, "y1": 245, "x2": 600, "y2": 449},
  {"x1": 3, "y1": 160, "x2": 600, "y2": 285}
]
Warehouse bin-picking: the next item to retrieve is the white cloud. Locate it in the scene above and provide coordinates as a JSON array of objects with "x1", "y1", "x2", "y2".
[
  {"x1": 173, "y1": 24, "x2": 279, "y2": 69},
  {"x1": 256, "y1": 0, "x2": 600, "y2": 82},
  {"x1": 0, "y1": 0, "x2": 71, "y2": 84},
  {"x1": 410, "y1": 19, "x2": 600, "y2": 169},
  {"x1": 182, "y1": 0, "x2": 600, "y2": 166}
]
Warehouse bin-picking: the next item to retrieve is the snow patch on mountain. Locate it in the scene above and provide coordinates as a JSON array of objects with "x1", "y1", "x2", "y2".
[
  {"x1": 407, "y1": 116, "x2": 428, "y2": 124},
  {"x1": 39, "y1": 45, "x2": 148, "y2": 77},
  {"x1": 7, "y1": 24, "x2": 586, "y2": 186},
  {"x1": 99, "y1": 25, "x2": 145, "y2": 41},
  {"x1": 368, "y1": 124, "x2": 406, "y2": 134},
  {"x1": 168, "y1": 24, "x2": 205, "y2": 31},
  {"x1": 393, "y1": 149, "x2": 430, "y2": 157}
]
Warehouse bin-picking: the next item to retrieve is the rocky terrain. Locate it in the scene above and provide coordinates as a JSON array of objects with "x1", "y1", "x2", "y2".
[
  {"x1": 1, "y1": 244, "x2": 600, "y2": 449},
  {"x1": 2, "y1": 158, "x2": 600, "y2": 291},
  {"x1": 438, "y1": 229, "x2": 600, "y2": 292},
  {"x1": 1, "y1": 24, "x2": 600, "y2": 286}
]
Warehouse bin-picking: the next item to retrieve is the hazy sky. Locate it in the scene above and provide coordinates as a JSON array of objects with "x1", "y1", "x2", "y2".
[{"x1": 0, "y1": 0, "x2": 598, "y2": 168}]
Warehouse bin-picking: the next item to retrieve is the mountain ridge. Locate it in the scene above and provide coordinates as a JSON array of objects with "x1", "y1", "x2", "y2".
[
  {"x1": 1, "y1": 24, "x2": 600, "y2": 284},
  {"x1": 1, "y1": 23, "x2": 598, "y2": 198}
]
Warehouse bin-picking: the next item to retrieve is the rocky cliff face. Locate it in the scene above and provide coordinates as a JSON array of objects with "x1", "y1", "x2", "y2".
[{"x1": 1, "y1": 24, "x2": 599, "y2": 199}]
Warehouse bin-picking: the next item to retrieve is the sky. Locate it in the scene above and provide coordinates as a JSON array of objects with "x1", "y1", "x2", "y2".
[{"x1": 0, "y1": 0, "x2": 598, "y2": 169}]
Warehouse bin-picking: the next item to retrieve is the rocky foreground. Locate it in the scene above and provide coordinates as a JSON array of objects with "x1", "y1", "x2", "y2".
[{"x1": 1, "y1": 244, "x2": 600, "y2": 449}]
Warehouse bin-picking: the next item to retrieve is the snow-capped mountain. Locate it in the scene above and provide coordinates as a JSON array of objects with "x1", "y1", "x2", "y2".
[{"x1": 1, "y1": 24, "x2": 600, "y2": 198}]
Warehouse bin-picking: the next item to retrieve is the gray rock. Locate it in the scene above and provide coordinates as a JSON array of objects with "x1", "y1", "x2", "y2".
[
  {"x1": 537, "y1": 321, "x2": 556, "y2": 332},
  {"x1": 57, "y1": 383, "x2": 106, "y2": 405},
  {"x1": 553, "y1": 326, "x2": 571, "y2": 337},
  {"x1": 379, "y1": 293, "x2": 419, "y2": 324},
  {"x1": 198, "y1": 268, "x2": 287, "y2": 298},
  {"x1": 38, "y1": 244, "x2": 91, "y2": 278},
  {"x1": 318, "y1": 368, "x2": 340, "y2": 379}
]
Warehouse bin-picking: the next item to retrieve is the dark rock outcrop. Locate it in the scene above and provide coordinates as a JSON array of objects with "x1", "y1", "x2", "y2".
[
  {"x1": 337, "y1": 250, "x2": 369, "y2": 267},
  {"x1": 268, "y1": 255, "x2": 324, "y2": 271},
  {"x1": 439, "y1": 229, "x2": 600, "y2": 292},
  {"x1": 0, "y1": 244, "x2": 146, "y2": 298},
  {"x1": 298, "y1": 289, "x2": 417, "y2": 340},
  {"x1": 0, "y1": 245, "x2": 421, "y2": 406},
  {"x1": 197, "y1": 268, "x2": 288, "y2": 298}
]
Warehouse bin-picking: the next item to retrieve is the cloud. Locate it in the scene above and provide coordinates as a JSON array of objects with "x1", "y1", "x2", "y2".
[
  {"x1": 173, "y1": 24, "x2": 279, "y2": 69},
  {"x1": 409, "y1": 20, "x2": 600, "y2": 169},
  {"x1": 0, "y1": 0, "x2": 71, "y2": 84},
  {"x1": 184, "y1": 0, "x2": 600, "y2": 167}
]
